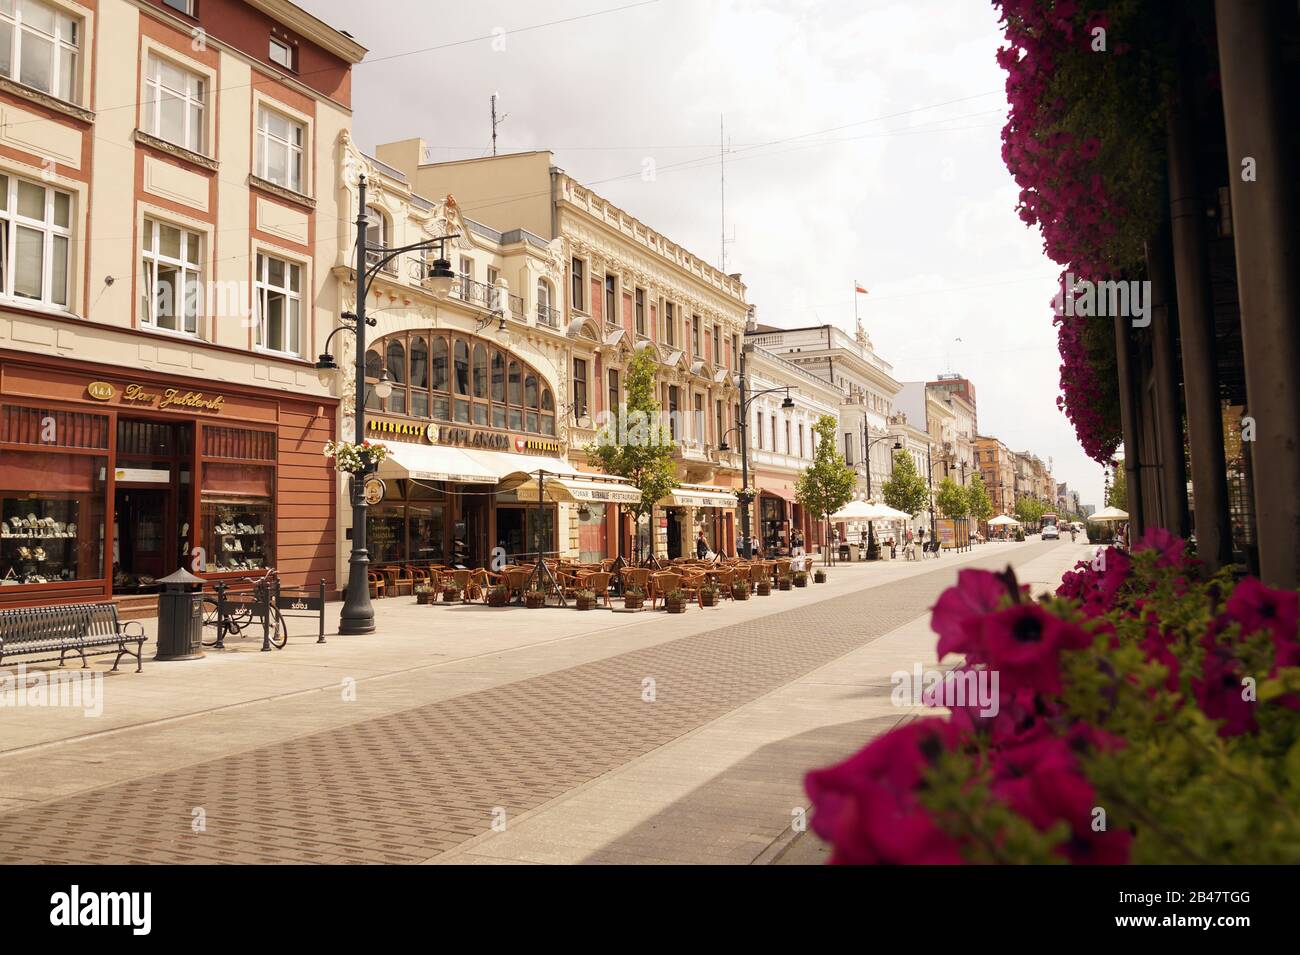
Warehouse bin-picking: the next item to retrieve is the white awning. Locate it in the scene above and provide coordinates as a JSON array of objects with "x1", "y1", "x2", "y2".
[
  {"x1": 658, "y1": 486, "x2": 737, "y2": 508},
  {"x1": 379, "y1": 442, "x2": 499, "y2": 483},
  {"x1": 513, "y1": 476, "x2": 643, "y2": 505},
  {"x1": 461, "y1": 449, "x2": 582, "y2": 490}
]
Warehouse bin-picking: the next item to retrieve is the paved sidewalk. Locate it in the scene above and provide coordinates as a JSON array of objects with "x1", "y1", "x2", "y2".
[{"x1": 0, "y1": 540, "x2": 1085, "y2": 863}]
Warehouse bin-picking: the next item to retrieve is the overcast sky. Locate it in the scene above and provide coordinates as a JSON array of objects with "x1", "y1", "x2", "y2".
[{"x1": 301, "y1": 0, "x2": 1101, "y2": 507}]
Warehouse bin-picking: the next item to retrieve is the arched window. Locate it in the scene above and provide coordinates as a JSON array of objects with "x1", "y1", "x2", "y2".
[
  {"x1": 524, "y1": 373, "x2": 539, "y2": 433},
  {"x1": 536, "y1": 279, "x2": 553, "y2": 325},
  {"x1": 430, "y1": 337, "x2": 448, "y2": 420},
  {"x1": 472, "y1": 343, "x2": 488, "y2": 398},
  {"x1": 364, "y1": 349, "x2": 382, "y2": 410},
  {"x1": 410, "y1": 336, "x2": 429, "y2": 417},
  {"x1": 490, "y1": 351, "x2": 506, "y2": 428},
  {"x1": 365, "y1": 206, "x2": 393, "y2": 273},
  {"x1": 507, "y1": 361, "x2": 522, "y2": 430},
  {"x1": 385, "y1": 339, "x2": 406, "y2": 413},
  {"x1": 541, "y1": 388, "x2": 555, "y2": 436}
]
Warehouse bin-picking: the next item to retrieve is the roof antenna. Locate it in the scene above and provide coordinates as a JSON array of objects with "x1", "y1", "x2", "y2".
[{"x1": 491, "y1": 93, "x2": 509, "y2": 157}]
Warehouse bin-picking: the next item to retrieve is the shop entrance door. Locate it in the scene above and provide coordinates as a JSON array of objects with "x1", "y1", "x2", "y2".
[
  {"x1": 454, "y1": 491, "x2": 490, "y2": 567},
  {"x1": 666, "y1": 508, "x2": 682, "y2": 559},
  {"x1": 113, "y1": 489, "x2": 168, "y2": 589}
]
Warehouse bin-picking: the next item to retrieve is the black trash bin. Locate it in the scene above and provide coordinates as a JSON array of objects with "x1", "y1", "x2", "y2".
[{"x1": 155, "y1": 567, "x2": 206, "y2": 661}]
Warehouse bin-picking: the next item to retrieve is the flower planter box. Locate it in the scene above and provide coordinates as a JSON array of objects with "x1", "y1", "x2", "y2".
[
  {"x1": 778, "y1": 578, "x2": 792, "y2": 591},
  {"x1": 814, "y1": 572, "x2": 827, "y2": 584},
  {"x1": 664, "y1": 600, "x2": 686, "y2": 614},
  {"x1": 415, "y1": 591, "x2": 435, "y2": 605},
  {"x1": 793, "y1": 576, "x2": 809, "y2": 588},
  {"x1": 732, "y1": 587, "x2": 751, "y2": 601},
  {"x1": 623, "y1": 597, "x2": 644, "y2": 611},
  {"x1": 576, "y1": 596, "x2": 596, "y2": 611},
  {"x1": 700, "y1": 591, "x2": 719, "y2": 607},
  {"x1": 486, "y1": 589, "x2": 509, "y2": 608},
  {"x1": 756, "y1": 582, "x2": 772, "y2": 596},
  {"x1": 441, "y1": 590, "x2": 461, "y2": 603},
  {"x1": 524, "y1": 593, "x2": 546, "y2": 609}
]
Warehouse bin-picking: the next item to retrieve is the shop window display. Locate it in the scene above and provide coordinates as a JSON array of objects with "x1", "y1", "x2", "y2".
[
  {"x1": 0, "y1": 453, "x2": 107, "y2": 586},
  {"x1": 201, "y1": 498, "x2": 272, "y2": 572}
]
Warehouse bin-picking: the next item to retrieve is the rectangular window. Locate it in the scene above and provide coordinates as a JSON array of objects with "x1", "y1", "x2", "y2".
[
  {"x1": 0, "y1": 0, "x2": 79, "y2": 103},
  {"x1": 691, "y1": 315, "x2": 701, "y2": 358},
  {"x1": 784, "y1": 420, "x2": 790, "y2": 455},
  {"x1": 607, "y1": 368, "x2": 619, "y2": 415},
  {"x1": 603, "y1": 273, "x2": 616, "y2": 325},
  {"x1": 254, "y1": 252, "x2": 301, "y2": 356},
  {"x1": 664, "y1": 301, "x2": 675, "y2": 347},
  {"x1": 714, "y1": 399, "x2": 723, "y2": 448},
  {"x1": 798, "y1": 424, "x2": 805, "y2": 458},
  {"x1": 667, "y1": 386, "x2": 679, "y2": 441},
  {"x1": 712, "y1": 323, "x2": 720, "y2": 364},
  {"x1": 140, "y1": 218, "x2": 201, "y2": 335},
  {"x1": 572, "y1": 358, "x2": 588, "y2": 419},
  {"x1": 844, "y1": 433, "x2": 854, "y2": 465},
  {"x1": 144, "y1": 53, "x2": 204, "y2": 154},
  {"x1": 570, "y1": 257, "x2": 584, "y2": 311},
  {"x1": 730, "y1": 334, "x2": 738, "y2": 370},
  {"x1": 162, "y1": 0, "x2": 194, "y2": 14},
  {"x1": 754, "y1": 409, "x2": 762, "y2": 449},
  {"x1": 0, "y1": 172, "x2": 72, "y2": 308},
  {"x1": 693, "y1": 392, "x2": 703, "y2": 442},
  {"x1": 770, "y1": 415, "x2": 776, "y2": 451},
  {"x1": 255, "y1": 105, "x2": 304, "y2": 193},
  {"x1": 634, "y1": 287, "x2": 645, "y2": 336},
  {"x1": 269, "y1": 36, "x2": 294, "y2": 70}
]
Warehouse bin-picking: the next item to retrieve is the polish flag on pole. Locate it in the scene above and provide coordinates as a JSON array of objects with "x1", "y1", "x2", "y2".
[{"x1": 855, "y1": 284, "x2": 869, "y2": 294}]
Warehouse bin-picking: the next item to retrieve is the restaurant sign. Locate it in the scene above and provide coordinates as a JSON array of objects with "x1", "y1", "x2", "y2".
[{"x1": 366, "y1": 417, "x2": 562, "y2": 456}]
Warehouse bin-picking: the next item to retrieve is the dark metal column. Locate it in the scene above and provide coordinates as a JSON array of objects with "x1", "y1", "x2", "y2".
[
  {"x1": 1112, "y1": 312, "x2": 1145, "y2": 538},
  {"x1": 1144, "y1": 224, "x2": 1190, "y2": 536},
  {"x1": 1215, "y1": 0, "x2": 1300, "y2": 588},
  {"x1": 1166, "y1": 79, "x2": 1232, "y2": 570}
]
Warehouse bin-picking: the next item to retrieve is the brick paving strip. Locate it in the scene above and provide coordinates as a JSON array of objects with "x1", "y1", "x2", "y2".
[{"x1": 0, "y1": 544, "x2": 1055, "y2": 864}]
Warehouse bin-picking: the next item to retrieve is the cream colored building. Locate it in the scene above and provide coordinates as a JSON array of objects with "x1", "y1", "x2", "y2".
[
  {"x1": 374, "y1": 141, "x2": 751, "y2": 559},
  {"x1": 0, "y1": 0, "x2": 364, "y2": 610}
]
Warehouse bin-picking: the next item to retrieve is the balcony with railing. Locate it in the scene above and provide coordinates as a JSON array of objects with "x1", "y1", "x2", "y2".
[
  {"x1": 536, "y1": 303, "x2": 561, "y2": 328},
  {"x1": 453, "y1": 278, "x2": 498, "y2": 309}
]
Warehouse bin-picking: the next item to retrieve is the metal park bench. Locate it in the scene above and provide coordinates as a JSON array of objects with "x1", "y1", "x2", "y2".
[{"x1": 0, "y1": 603, "x2": 146, "y2": 672}]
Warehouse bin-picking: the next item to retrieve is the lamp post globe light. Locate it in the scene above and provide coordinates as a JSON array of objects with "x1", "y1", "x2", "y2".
[
  {"x1": 317, "y1": 173, "x2": 459, "y2": 636},
  {"x1": 717, "y1": 344, "x2": 795, "y2": 558}
]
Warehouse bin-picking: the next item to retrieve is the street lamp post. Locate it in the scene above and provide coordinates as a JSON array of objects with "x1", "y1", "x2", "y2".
[
  {"x1": 861, "y1": 425, "x2": 902, "y2": 560},
  {"x1": 719, "y1": 344, "x2": 794, "y2": 558},
  {"x1": 323, "y1": 173, "x2": 458, "y2": 636}
]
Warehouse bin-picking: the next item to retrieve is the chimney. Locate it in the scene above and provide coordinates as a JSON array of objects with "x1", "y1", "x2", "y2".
[{"x1": 745, "y1": 305, "x2": 757, "y2": 333}]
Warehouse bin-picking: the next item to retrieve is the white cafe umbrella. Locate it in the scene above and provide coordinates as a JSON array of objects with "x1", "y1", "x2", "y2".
[
  {"x1": 1088, "y1": 505, "x2": 1129, "y2": 523},
  {"x1": 988, "y1": 515, "x2": 1021, "y2": 526}
]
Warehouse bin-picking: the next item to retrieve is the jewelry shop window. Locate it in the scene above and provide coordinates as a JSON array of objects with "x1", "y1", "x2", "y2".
[
  {"x1": 0, "y1": 405, "x2": 109, "y2": 586},
  {"x1": 199, "y1": 426, "x2": 275, "y2": 573}
]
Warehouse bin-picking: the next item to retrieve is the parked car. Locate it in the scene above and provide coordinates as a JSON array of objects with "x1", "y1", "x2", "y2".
[{"x1": 1042, "y1": 525, "x2": 1060, "y2": 540}]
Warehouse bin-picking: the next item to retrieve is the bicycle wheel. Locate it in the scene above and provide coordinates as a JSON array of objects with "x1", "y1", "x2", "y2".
[
  {"x1": 268, "y1": 607, "x2": 288, "y2": 649},
  {"x1": 200, "y1": 596, "x2": 242, "y2": 647}
]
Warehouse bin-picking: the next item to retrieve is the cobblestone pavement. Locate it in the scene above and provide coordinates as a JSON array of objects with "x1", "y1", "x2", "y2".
[{"x1": 0, "y1": 543, "x2": 1057, "y2": 864}]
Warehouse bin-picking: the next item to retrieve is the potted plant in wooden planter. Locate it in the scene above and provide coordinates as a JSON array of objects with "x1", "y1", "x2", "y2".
[
  {"x1": 664, "y1": 588, "x2": 687, "y2": 614},
  {"x1": 756, "y1": 577, "x2": 772, "y2": 596},
  {"x1": 441, "y1": 584, "x2": 461, "y2": 603},
  {"x1": 777, "y1": 575, "x2": 792, "y2": 591},
  {"x1": 814, "y1": 569, "x2": 827, "y2": 584},
  {"x1": 524, "y1": 587, "x2": 547, "y2": 609},
  {"x1": 793, "y1": 571, "x2": 809, "y2": 588},
  {"x1": 732, "y1": 580, "x2": 751, "y2": 601},
  {"x1": 575, "y1": 588, "x2": 597, "y2": 611},
  {"x1": 414, "y1": 583, "x2": 434, "y2": 605},
  {"x1": 624, "y1": 586, "x2": 645, "y2": 611},
  {"x1": 699, "y1": 583, "x2": 720, "y2": 607},
  {"x1": 487, "y1": 584, "x2": 509, "y2": 608}
]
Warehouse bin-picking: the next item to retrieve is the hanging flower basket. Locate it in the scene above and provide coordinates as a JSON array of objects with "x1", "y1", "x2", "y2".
[{"x1": 323, "y1": 439, "x2": 389, "y2": 475}]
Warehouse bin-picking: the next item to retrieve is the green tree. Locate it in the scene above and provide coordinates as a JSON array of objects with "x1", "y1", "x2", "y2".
[
  {"x1": 1107, "y1": 463, "x2": 1128, "y2": 511},
  {"x1": 882, "y1": 449, "x2": 929, "y2": 518},
  {"x1": 935, "y1": 477, "x2": 969, "y2": 520},
  {"x1": 966, "y1": 472, "x2": 995, "y2": 523},
  {"x1": 585, "y1": 348, "x2": 676, "y2": 559},
  {"x1": 795, "y1": 414, "x2": 856, "y2": 565},
  {"x1": 1014, "y1": 494, "x2": 1046, "y2": 528}
]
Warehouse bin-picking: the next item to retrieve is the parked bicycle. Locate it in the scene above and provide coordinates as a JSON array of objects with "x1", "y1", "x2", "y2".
[{"x1": 201, "y1": 570, "x2": 288, "y2": 649}]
